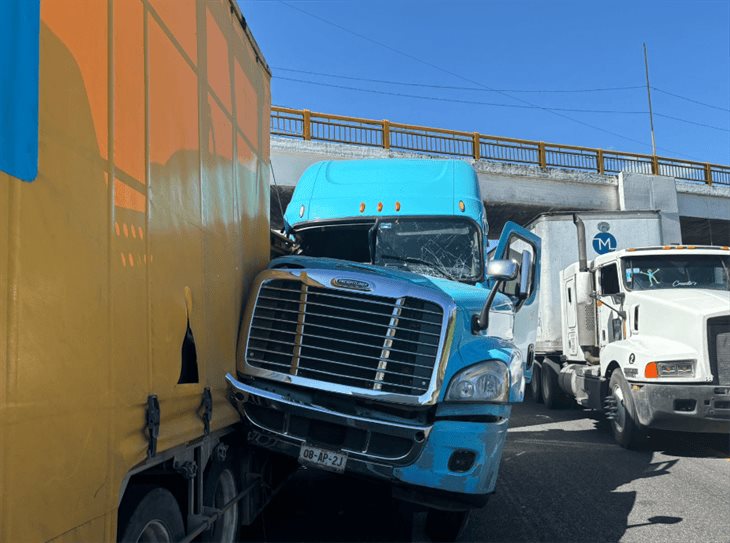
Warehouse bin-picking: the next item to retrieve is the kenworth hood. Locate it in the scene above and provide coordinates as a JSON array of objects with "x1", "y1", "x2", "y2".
[{"x1": 628, "y1": 288, "x2": 730, "y2": 319}]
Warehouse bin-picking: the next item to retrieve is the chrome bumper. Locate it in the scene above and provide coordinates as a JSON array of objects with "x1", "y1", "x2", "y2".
[
  {"x1": 633, "y1": 384, "x2": 730, "y2": 433},
  {"x1": 225, "y1": 373, "x2": 431, "y2": 469}
]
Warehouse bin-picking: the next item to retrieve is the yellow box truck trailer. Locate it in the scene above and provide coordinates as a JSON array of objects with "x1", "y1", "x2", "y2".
[{"x1": 0, "y1": 1, "x2": 287, "y2": 541}]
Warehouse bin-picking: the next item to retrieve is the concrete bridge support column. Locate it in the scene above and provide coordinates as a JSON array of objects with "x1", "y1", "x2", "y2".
[{"x1": 618, "y1": 172, "x2": 682, "y2": 244}]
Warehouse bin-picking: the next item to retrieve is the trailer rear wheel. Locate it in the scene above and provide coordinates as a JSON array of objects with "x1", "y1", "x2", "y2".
[
  {"x1": 425, "y1": 509, "x2": 470, "y2": 542},
  {"x1": 608, "y1": 371, "x2": 646, "y2": 449},
  {"x1": 530, "y1": 361, "x2": 543, "y2": 403},
  {"x1": 541, "y1": 362, "x2": 564, "y2": 409},
  {"x1": 202, "y1": 455, "x2": 240, "y2": 543},
  {"x1": 118, "y1": 486, "x2": 185, "y2": 543}
]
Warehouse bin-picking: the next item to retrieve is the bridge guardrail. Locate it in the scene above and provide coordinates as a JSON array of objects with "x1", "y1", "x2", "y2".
[{"x1": 271, "y1": 106, "x2": 730, "y2": 186}]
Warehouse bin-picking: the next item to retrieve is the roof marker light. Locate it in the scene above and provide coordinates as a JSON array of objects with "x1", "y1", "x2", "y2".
[
  {"x1": 359, "y1": 202, "x2": 366, "y2": 213},
  {"x1": 395, "y1": 201, "x2": 401, "y2": 212},
  {"x1": 377, "y1": 202, "x2": 383, "y2": 212},
  {"x1": 299, "y1": 205, "x2": 305, "y2": 218},
  {"x1": 458, "y1": 200, "x2": 465, "y2": 212}
]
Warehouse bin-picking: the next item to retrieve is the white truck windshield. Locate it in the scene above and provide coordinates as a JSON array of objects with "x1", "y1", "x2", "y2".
[
  {"x1": 623, "y1": 254, "x2": 730, "y2": 291},
  {"x1": 374, "y1": 218, "x2": 483, "y2": 283}
]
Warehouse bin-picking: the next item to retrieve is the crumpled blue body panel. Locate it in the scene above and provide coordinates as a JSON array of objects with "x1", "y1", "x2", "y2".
[{"x1": 394, "y1": 411, "x2": 511, "y2": 495}]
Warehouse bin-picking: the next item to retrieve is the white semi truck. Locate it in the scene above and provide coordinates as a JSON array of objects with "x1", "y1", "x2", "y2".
[{"x1": 527, "y1": 211, "x2": 730, "y2": 448}]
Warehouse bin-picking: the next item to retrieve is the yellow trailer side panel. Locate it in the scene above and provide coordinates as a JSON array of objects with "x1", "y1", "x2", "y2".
[{"x1": 0, "y1": 1, "x2": 271, "y2": 540}]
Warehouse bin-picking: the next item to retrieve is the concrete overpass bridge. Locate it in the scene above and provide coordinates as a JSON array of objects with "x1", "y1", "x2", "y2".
[{"x1": 268, "y1": 107, "x2": 730, "y2": 245}]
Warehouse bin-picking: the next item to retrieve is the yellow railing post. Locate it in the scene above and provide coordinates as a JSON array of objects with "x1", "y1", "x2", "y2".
[
  {"x1": 597, "y1": 149, "x2": 605, "y2": 174},
  {"x1": 302, "y1": 109, "x2": 311, "y2": 140},
  {"x1": 538, "y1": 142, "x2": 547, "y2": 169},
  {"x1": 651, "y1": 155, "x2": 659, "y2": 175},
  {"x1": 382, "y1": 120, "x2": 390, "y2": 149},
  {"x1": 472, "y1": 132, "x2": 480, "y2": 160},
  {"x1": 705, "y1": 163, "x2": 713, "y2": 185}
]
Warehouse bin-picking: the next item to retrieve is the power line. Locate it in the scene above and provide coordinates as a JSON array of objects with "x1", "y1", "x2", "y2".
[
  {"x1": 277, "y1": 0, "x2": 702, "y2": 160},
  {"x1": 653, "y1": 87, "x2": 730, "y2": 113},
  {"x1": 272, "y1": 66, "x2": 645, "y2": 94},
  {"x1": 654, "y1": 113, "x2": 730, "y2": 133},
  {"x1": 275, "y1": 76, "x2": 730, "y2": 133},
  {"x1": 274, "y1": 76, "x2": 648, "y2": 114}
]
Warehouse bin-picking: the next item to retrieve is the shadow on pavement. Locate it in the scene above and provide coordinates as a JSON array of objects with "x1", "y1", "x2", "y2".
[{"x1": 246, "y1": 400, "x2": 728, "y2": 542}]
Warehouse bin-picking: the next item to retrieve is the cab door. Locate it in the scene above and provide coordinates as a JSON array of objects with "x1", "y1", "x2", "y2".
[
  {"x1": 492, "y1": 221, "x2": 542, "y2": 400},
  {"x1": 597, "y1": 262, "x2": 624, "y2": 347}
]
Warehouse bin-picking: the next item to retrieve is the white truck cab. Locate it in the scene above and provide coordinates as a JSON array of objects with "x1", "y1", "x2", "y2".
[{"x1": 529, "y1": 212, "x2": 730, "y2": 448}]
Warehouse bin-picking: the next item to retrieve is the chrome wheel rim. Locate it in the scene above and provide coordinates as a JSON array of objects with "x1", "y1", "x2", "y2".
[{"x1": 612, "y1": 383, "x2": 626, "y2": 433}]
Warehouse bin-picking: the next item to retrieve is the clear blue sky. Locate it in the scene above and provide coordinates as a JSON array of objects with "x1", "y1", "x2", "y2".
[{"x1": 239, "y1": 0, "x2": 730, "y2": 165}]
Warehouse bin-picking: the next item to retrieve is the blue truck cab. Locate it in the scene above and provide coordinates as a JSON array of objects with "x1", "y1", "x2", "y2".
[{"x1": 227, "y1": 159, "x2": 541, "y2": 537}]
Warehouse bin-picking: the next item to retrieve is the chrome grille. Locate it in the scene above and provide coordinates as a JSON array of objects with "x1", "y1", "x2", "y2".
[
  {"x1": 246, "y1": 279, "x2": 444, "y2": 396},
  {"x1": 708, "y1": 316, "x2": 730, "y2": 386}
]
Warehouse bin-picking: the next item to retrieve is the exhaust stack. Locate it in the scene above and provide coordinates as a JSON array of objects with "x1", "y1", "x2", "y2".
[{"x1": 573, "y1": 214, "x2": 588, "y2": 272}]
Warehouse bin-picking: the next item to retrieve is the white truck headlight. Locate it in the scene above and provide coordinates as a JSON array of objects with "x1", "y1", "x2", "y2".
[
  {"x1": 446, "y1": 360, "x2": 509, "y2": 402},
  {"x1": 645, "y1": 360, "x2": 696, "y2": 378}
]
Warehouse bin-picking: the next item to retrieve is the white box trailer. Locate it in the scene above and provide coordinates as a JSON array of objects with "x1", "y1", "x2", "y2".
[
  {"x1": 528, "y1": 211, "x2": 664, "y2": 354},
  {"x1": 524, "y1": 211, "x2": 730, "y2": 449}
]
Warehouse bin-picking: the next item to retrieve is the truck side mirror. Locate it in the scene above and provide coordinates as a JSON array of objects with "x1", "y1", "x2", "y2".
[
  {"x1": 517, "y1": 250, "x2": 533, "y2": 301},
  {"x1": 473, "y1": 259, "x2": 518, "y2": 333}
]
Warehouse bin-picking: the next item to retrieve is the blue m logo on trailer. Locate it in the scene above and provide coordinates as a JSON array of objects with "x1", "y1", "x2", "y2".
[{"x1": 592, "y1": 222, "x2": 617, "y2": 255}]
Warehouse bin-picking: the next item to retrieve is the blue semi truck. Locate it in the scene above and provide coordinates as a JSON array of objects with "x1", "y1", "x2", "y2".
[{"x1": 227, "y1": 159, "x2": 541, "y2": 540}]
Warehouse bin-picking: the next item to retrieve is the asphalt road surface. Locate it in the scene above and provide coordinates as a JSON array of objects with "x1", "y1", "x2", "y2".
[{"x1": 246, "y1": 398, "x2": 730, "y2": 543}]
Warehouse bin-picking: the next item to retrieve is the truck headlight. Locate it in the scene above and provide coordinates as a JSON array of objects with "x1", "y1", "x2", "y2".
[
  {"x1": 446, "y1": 360, "x2": 509, "y2": 402},
  {"x1": 645, "y1": 360, "x2": 696, "y2": 378}
]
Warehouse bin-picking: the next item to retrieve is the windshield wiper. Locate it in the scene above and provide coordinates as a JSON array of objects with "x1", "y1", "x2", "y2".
[{"x1": 378, "y1": 253, "x2": 459, "y2": 281}]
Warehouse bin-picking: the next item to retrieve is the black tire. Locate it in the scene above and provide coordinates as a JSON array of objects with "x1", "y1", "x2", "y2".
[
  {"x1": 202, "y1": 454, "x2": 241, "y2": 543},
  {"x1": 530, "y1": 361, "x2": 543, "y2": 403},
  {"x1": 541, "y1": 362, "x2": 564, "y2": 410},
  {"x1": 425, "y1": 509, "x2": 470, "y2": 542},
  {"x1": 118, "y1": 486, "x2": 185, "y2": 543},
  {"x1": 608, "y1": 370, "x2": 647, "y2": 449}
]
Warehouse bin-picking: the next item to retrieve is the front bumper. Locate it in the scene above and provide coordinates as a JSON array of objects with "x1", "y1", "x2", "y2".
[
  {"x1": 632, "y1": 383, "x2": 730, "y2": 433},
  {"x1": 225, "y1": 374, "x2": 509, "y2": 505}
]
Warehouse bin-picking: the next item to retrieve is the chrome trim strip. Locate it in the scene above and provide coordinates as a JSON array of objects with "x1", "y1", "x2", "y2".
[{"x1": 376, "y1": 298, "x2": 404, "y2": 390}]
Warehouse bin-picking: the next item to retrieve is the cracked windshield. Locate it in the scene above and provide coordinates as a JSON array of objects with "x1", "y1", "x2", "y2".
[
  {"x1": 623, "y1": 254, "x2": 730, "y2": 291},
  {"x1": 374, "y1": 218, "x2": 482, "y2": 282}
]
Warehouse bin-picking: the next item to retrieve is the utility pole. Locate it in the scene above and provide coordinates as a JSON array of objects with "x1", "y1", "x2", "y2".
[{"x1": 643, "y1": 42, "x2": 657, "y2": 158}]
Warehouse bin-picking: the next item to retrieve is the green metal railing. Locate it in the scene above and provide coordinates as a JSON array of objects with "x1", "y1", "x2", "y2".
[{"x1": 271, "y1": 106, "x2": 730, "y2": 186}]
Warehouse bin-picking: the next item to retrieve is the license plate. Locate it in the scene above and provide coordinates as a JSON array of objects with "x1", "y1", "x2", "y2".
[{"x1": 298, "y1": 444, "x2": 348, "y2": 473}]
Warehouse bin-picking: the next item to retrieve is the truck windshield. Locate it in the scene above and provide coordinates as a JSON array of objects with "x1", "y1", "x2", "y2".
[
  {"x1": 374, "y1": 218, "x2": 483, "y2": 283},
  {"x1": 622, "y1": 254, "x2": 730, "y2": 291}
]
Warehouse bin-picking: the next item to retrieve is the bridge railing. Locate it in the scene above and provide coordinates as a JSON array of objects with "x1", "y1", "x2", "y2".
[{"x1": 271, "y1": 106, "x2": 730, "y2": 186}]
